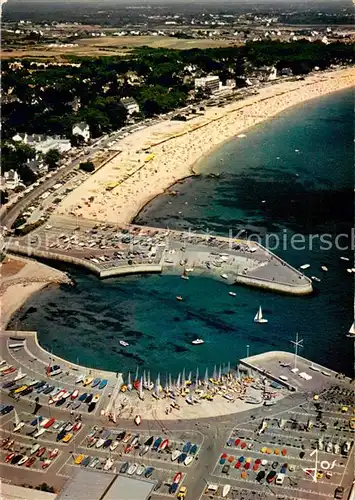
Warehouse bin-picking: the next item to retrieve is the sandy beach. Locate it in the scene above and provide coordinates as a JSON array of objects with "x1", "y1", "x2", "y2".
[
  {"x1": 0, "y1": 255, "x2": 71, "y2": 329},
  {"x1": 56, "y1": 66, "x2": 353, "y2": 225}
]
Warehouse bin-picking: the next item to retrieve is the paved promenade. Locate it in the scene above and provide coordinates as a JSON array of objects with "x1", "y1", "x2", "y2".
[{"x1": 7, "y1": 215, "x2": 313, "y2": 295}]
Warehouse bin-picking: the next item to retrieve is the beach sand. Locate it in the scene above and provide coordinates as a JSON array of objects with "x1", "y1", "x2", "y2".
[
  {"x1": 56, "y1": 67, "x2": 355, "y2": 226},
  {"x1": 1, "y1": 255, "x2": 70, "y2": 329}
]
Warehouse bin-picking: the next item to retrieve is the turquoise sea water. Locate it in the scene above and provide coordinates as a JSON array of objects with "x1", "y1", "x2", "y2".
[{"x1": 10, "y1": 88, "x2": 354, "y2": 377}]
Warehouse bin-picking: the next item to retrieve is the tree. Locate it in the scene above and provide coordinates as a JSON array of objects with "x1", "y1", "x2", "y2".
[
  {"x1": 43, "y1": 148, "x2": 61, "y2": 170},
  {"x1": 35, "y1": 483, "x2": 55, "y2": 493},
  {"x1": 70, "y1": 134, "x2": 84, "y2": 148},
  {"x1": 79, "y1": 161, "x2": 95, "y2": 173},
  {"x1": 0, "y1": 190, "x2": 9, "y2": 205}
]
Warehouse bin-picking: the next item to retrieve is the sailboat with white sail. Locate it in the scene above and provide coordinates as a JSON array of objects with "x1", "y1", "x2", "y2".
[
  {"x1": 254, "y1": 306, "x2": 268, "y2": 324},
  {"x1": 127, "y1": 372, "x2": 132, "y2": 391},
  {"x1": 13, "y1": 409, "x2": 24, "y2": 432},
  {"x1": 139, "y1": 376, "x2": 144, "y2": 401},
  {"x1": 347, "y1": 322, "x2": 355, "y2": 338}
]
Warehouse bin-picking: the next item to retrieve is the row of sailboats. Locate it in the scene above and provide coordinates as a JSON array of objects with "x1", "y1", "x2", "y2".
[{"x1": 121, "y1": 363, "x2": 234, "y2": 399}]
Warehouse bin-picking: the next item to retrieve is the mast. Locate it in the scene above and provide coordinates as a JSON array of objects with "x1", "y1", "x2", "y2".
[
  {"x1": 135, "y1": 366, "x2": 139, "y2": 382},
  {"x1": 195, "y1": 367, "x2": 199, "y2": 386},
  {"x1": 14, "y1": 409, "x2": 20, "y2": 426},
  {"x1": 176, "y1": 373, "x2": 181, "y2": 390},
  {"x1": 143, "y1": 370, "x2": 146, "y2": 386},
  {"x1": 187, "y1": 371, "x2": 192, "y2": 384},
  {"x1": 182, "y1": 368, "x2": 186, "y2": 387},
  {"x1": 139, "y1": 376, "x2": 144, "y2": 400},
  {"x1": 218, "y1": 365, "x2": 222, "y2": 382},
  {"x1": 127, "y1": 372, "x2": 132, "y2": 391},
  {"x1": 213, "y1": 365, "x2": 217, "y2": 380},
  {"x1": 204, "y1": 368, "x2": 209, "y2": 385},
  {"x1": 168, "y1": 373, "x2": 172, "y2": 391}
]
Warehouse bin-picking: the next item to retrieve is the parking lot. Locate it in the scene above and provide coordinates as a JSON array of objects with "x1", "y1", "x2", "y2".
[{"x1": 208, "y1": 387, "x2": 354, "y2": 500}]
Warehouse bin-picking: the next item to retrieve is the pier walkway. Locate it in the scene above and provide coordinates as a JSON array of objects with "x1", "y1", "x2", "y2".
[{"x1": 6, "y1": 215, "x2": 312, "y2": 295}]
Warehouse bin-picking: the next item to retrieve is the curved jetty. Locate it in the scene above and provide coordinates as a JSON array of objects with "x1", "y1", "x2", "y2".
[{"x1": 7, "y1": 215, "x2": 312, "y2": 295}]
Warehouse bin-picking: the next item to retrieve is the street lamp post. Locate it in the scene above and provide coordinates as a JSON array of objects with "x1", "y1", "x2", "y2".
[{"x1": 290, "y1": 333, "x2": 304, "y2": 370}]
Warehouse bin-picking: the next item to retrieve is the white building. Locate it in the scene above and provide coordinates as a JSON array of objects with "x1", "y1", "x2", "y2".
[
  {"x1": 72, "y1": 122, "x2": 90, "y2": 142},
  {"x1": 12, "y1": 133, "x2": 71, "y2": 154},
  {"x1": 3, "y1": 170, "x2": 21, "y2": 189},
  {"x1": 194, "y1": 76, "x2": 221, "y2": 94},
  {"x1": 121, "y1": 97, "x2": 140, "y2": 115}
]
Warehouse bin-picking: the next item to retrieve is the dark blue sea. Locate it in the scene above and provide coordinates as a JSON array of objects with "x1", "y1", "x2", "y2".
[{"x1": 10, "y1": 88, "x2": 354, "y2": 377}]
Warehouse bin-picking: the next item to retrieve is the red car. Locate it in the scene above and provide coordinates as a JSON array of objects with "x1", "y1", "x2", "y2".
[
  {"x1": 253, "y1": 463, "x2": 260, "y2": 471},
  {"x1": 245, "y1": 462, "x2": 251, "y2": 470},
  {"x1": 25, "y1": 457, "x2": 36, "y2": 468},
  {"x1": 235, "y1": 461, "x2": 242, "y2": 469},
  {"x1": 241, "y1": 442, "x2": 247, "y2": 449},
  {"x1": 5, "y1": 452, "x2": 15, "y2": 463},
  {"x1": 221, "y1": 453, "x2": 227, "y2": 459},
  {"x1": 43, "y1": 418, "x2": 55, "y2": 429},
  {"x1": 37, "y1": 447, "x2": 46, "y2": 458},
  {"x1": 235, "y1": 438, "x2": 241, "y2": 446},
  {"x1": 255, "y1": 458, "x2": 261, "y2": 464}
]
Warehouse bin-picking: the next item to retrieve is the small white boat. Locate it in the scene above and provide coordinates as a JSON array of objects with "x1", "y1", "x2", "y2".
[
  {"x1": 75, "y1": 374, "x2": 84, "y2": 384},
  {"x1": 279, "y1": 375, "x2": 288, "y2": 381},
  {"x1": 237, "y1": 134, "x2": 246, "y2": 138},
  {"x1": 34, "y1": 428, "x2": 46, "y2": 438},
  {"x1": 264, "y1": 400, "x2": 276, "y2": 407},
  {"x1": 340, "y1": 256, "x2": 350, "y2": 261},
  {"x1": 254, "y1": 306, "x2": 268, "y2": 324},
  {"x1": 8, "y1": 343, "x2": 24, "y2": 349},
  {"x1": 347, "y1": 269, "x2": 353, "y2": 273},
  {"x1": 184, "y1": 455, "x2": 193, "y2": 466},
  {"x1": 14, "y1": 422, "x2": 25, "y2": 432},
  {"x1": 309, "y1": 364, "x2": 321, "y2": 372},
  {"x1": 347, "y1": 322, "x2": 355, "y2": 338},
  {"x1": 321, "y1": 266, "x2": 328, "y2": 272},
  {"x1": 321, "y1": 370, "x2": 331, "y2": 377},
  {"x1": 104, "y1": 457, "x2": 114, "y2": 471},
  {"x1": 181, "y1": 275, "x2": 189, "y2": 280},
  {"x1": 228, "y1": 291, "x2": 236, "y2": 296},
  {"x1": 17, "y1": 455, "x2": 28, "y2": 466},
  {"x1": 120, "y1": 341, "x2": 129, "y2": 347},
  {"x1": 134, "y1": 415, "x2": 141, "y2": 426},
  {"x1": 300, "y1": 264, "x2": 310, "y2": 270},
  {"x1": 221, "y1": 273, "x2": 228, "y2": 280},
  {"x1": 222, "y1": 484, "x2": 231, "y2": 498},
  {"x1": 192, "y1": 339, "x2": 204, "y2": 345},
  {"x1": 14, "y1": 368, "x2": 26, "y2": 382},
  {"x1": 311, "y1": 276, "x2": 321, "y2": 282},
  {"x1": 171, "y1": 450, "x2": 180, "y2": 461}
]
